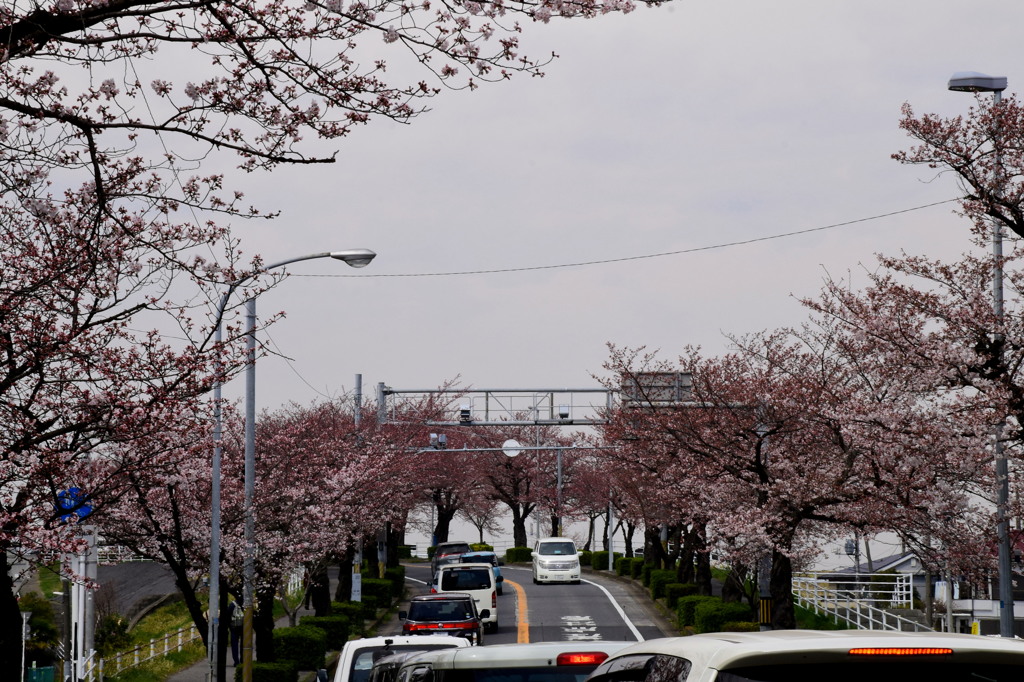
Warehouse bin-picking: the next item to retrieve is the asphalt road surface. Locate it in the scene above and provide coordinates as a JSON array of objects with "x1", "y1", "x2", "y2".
[{"x1": 397, "y1": 563, "x2": 674, "y2": 645}]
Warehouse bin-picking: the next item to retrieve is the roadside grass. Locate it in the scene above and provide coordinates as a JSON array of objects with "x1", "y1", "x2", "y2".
[
  {"x1": 794, "y1": 603, "x2": 849, "y2": 630},
  {"x1": 106, "y1": 600, "x2": 205, "y2": 682},
  {"x1": 38, "y1": 562, "x2": 62, "y2": 597}
]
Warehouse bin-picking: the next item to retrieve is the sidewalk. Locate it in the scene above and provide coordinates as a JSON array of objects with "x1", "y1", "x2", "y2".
[{"x1": 169, "y1": 607, "x2": 315, "y2": 682}]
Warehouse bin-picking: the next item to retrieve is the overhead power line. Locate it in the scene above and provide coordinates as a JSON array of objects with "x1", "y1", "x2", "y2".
[{"x1": 302, "y1": 198, "x2": 959, "y2": 279}]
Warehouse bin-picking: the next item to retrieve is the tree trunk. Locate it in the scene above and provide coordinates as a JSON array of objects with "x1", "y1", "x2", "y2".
[
  {"x1": 335, "y1": 550, "x2": 354, "y2": 603},
  {"x1": 622, "y1": 521, "x2": 636, "y2": 557},
  {"x1": 0, "y1": 548, "x2": 21, "y2": 670},
  {"x1": 691, "y1": 524, "x2": 712, "y2": 596},
  {"x1": 769, "y1": 549, "x2": 796, "y2": 629},
  {"x1": 584, "y1": 515, "x2": 595, "y2": 552},
  {"x1": 678, "y1": 526, "x2": 695, "y2": 582},
  {"x1": 722, "y1": 562, "x2": 748, "y2": 605},
  {"x1": 310, "y1": 566, "x2": 331, "y2": 616},
  {"x1": 644, "y1": 526, "x2": 668, "y2": 569},
  {"x1": 387, "y1": 522, "x2": 402, "y2": 568},
  {"x1": 216, "y1": 583, "x2": 231, "y2": 682},
  {"x1": 432, "y1": 492, "x2": 458, "y2": 544},
  {"x1": 511, "y1": 506, "x2": 529, "y2": 548},
  {"x1": 256, "y1": 587, "x2": 276, "y2": 661}
]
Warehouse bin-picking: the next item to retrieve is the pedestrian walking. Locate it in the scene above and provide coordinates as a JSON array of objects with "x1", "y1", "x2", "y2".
[{"x1": 228, "y1": 597, "x2": 244, "y2": 666}]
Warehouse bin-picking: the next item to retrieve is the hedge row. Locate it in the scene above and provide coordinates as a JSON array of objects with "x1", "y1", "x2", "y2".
[
  {"x1": 676, "y1": 595, "x2": 756, "y2": 633},
  {"x1": 505, "y1": 546, "x2": 532, "y2": 563},
  {"x1": 588, "y1": 551, "x2": 622, "y2": 571}
]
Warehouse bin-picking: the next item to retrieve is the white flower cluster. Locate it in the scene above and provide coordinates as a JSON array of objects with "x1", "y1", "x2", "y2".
[{"x1": 99, "y1": 79, "x2": 119, "y2": 99}]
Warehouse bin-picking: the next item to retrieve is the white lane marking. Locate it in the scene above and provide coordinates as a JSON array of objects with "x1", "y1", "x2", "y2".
[
  {"x1": 580, "y1": 578, "x2": 645, "y2": 642},
  {"x1": 562, "y1": 615, "x2": 602, "y2": 641}
]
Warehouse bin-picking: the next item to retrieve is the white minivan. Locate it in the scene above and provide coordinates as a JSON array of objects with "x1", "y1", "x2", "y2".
[
  {"x1": 532, "y1": 537, "x2": 580, "y2": 584},
  {"x1": 433, "y1": 563, "x2": 500, "y2": 632}
]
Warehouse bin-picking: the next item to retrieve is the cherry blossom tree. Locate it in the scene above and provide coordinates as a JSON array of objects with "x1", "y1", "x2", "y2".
[
  {"x1": 598, "y1": 331, "x2": 987, "y2": 629},
  {"x1": 894, "y1": 94, "x2": 1024, "y2": 238},
  {"x1": 2, "y1": 0, "x2": 665, "y2": 666}
]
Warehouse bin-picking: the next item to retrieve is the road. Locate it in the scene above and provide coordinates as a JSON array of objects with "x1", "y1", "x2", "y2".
[{"x1": 395, "y1": 563, "x2": 674, "y2": 645}]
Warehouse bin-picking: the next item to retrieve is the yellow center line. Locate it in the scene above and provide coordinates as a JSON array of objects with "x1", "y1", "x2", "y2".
[{"x1": 506, "y1": 579, "x2": 530, "y2": 643}]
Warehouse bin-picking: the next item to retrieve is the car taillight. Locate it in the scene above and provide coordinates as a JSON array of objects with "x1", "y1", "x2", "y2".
[
  {"x1": 491, "y1": 591, "x2": 496, "y2": 608},
  {"x1": 556, "y1": 652, "x2": 610, "y2": 666},
  {"x1": 848, "y1": 648, "x2": 953, "y2": 656},
  {"x1": 406, "y1": 621, "x2": 476, "y2": 632},
  {"x1": 430, "y1": 586, "x2": 437, "y2": 593}
]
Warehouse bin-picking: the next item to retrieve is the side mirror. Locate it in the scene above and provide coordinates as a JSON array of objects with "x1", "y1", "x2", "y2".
[
  {"x1": 317, "y1": 670, "x2": 329, "y2": 682},
  {"x1": 496, "y1": 576, "x2": 503, "y2": 583},
  {"x1": 398, "y1": 611, "x2": 408, "y2": 620},
  {"x1": 479, "y1": 609, "x2": 490, "y2": 619}
]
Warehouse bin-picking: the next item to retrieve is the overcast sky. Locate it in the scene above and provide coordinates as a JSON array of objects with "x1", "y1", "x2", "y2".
[{"x1": 219, "y1": 1, "x2": 1023, "y2": 420}]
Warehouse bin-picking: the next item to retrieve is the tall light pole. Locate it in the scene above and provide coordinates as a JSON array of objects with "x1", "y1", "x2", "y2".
[
  {"x1": 948, "y1": 71, "x2": 1013, "y2": 638},
  {"x1": 209, "y1": 249, "x2": 376, "y2": 682}
]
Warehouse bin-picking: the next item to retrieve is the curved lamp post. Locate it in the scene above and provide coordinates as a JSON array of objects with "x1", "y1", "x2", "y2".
[
  {"x1": 948, "y1": 71, "x2": 1013, "y2": 638},
  {"x1": 209, "y1": 249, "x2": 376, "y2": 681}
]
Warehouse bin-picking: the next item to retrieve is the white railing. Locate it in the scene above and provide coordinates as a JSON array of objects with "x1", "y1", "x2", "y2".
[
  {"x1": 81, "y1": 624, "x2": 202, "y2": 681},
  {"x1": 96, "y1": 545, "x2": 148, "y2": 564},
  {"x1": 792, "y1": 573, "x2": 932, "y2": 632}
]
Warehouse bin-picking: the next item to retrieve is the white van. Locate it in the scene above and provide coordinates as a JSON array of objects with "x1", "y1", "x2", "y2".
[
  {"x1": 531, "y1": 537, "x2": 580, "y2": 584},
  {"x1": 433, "y1": 563, "x2": 499, "y2": 632}
]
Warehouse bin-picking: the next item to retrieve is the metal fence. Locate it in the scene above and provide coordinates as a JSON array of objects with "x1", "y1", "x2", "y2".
[
  {"x1": 792, "y1": 572, "x2": 932, "y2": 632},
  {"x1": 80, "y1": 624, "x2": 201, "y2": 681}
]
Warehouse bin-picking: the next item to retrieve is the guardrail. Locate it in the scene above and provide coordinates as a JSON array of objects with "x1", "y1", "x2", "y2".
[
  {"x1": 792, "y1": 573, "x2": 932, "y2": 632},
  {"x1": 96, "y1": 545, "x2": 148, "y2": 564},
  {"x1": 80, "y1": 624, "x2": 201, "y2": 681}
]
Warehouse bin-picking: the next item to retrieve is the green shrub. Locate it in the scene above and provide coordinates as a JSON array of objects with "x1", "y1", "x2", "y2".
[
  {"x1": 648, "y1": 570, "x2": 677, "y2": 599},
  {"x1": 630, "y1": 558, "x2": 645, "y2": 579},
  {"x1": 398, "y1": 545, "x2": 415, "y2": 559},
  {"x1": 677, "y1": 595, "x2": 718, "y2": 628},
  {"x1": 272, "y1": 625, "x2": 326, "y2": 670},
  {"x1": 361, "y1": 578, "x2": 394, "y2": 605},
  {"x1": 694, "y1": 600, "x2": 754, "y2": 634},
  {"x1": 794, "y1": 603, "x2": 848, "y2": 630},
  {"x1": 20, "y1": 592, "x2": 60, "y2": 667},
  {"x1": 470, "y1": 543, "x2": 494, "y2": 552},
  {"x1": 332, "y1": 601, "x2": 365, "y2": 623},
  {"x1": 236, "y1": 660, "x2": 298, "y2": 682},
  {"x1": 721, "y1": 621, "x2": 760, "y2": 632},
  {"x1": 664, "y1": 583, "x2": 698, "y2": 609},
  {"x1": 614, "y1": 556, "x2": 629, "y2": 576},
  {"x1": 384, "y1": 566, "x2": 406, "y2": 598},
  {"x1": 94, "y1": 613, "x2": 132, "y2": 657},
  {"x1": 505, "y1": 546, "x2": 532, "y2": 563},
  {"x1": 359, "y1": 595, "x2": 379, "y2": 620},
  {"x1": 642, "y1": 564, "x2": 655, "y2": 586},
  {"x1": 298, "y1": 615, "x2": 349, "y2": 650},
  {"x1": 579, "y1": 551, "x2": 592, "y2": 568},
  {"x1": 589, "y1": 551, "x2": 621, "y2": 571}
]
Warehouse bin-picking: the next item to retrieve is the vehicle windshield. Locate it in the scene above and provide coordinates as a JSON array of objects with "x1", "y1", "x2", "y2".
[
  {"x1": 350, "y1": 645, "x2": 457, "y2": 682},
  {"x1": 538, "y1": 542, "x2": 576, "y2": 556},
  {"x1": 440, "y1": 569, "x2": 492, "y2": 591},
  {"x1": 437, "y1": 543, "x2": 471, "y2": 556},
  {"x1": 408, "y1": 600, "x2": 473, "y2": 621}
]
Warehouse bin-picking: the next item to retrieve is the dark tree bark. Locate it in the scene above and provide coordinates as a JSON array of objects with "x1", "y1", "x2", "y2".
[
  {"x1": 770, "y1": 550, "x2": 796, "y2": 629},
  {"x1": 310, "y1": 566, "x2": 331, "y2": 616}
]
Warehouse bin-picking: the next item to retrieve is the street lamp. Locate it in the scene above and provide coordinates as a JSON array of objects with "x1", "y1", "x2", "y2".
[
  {"x1": 209, "y1": 249, "x2": 376, "y2": 681},
  {"x1": 948, "y1": 71, "x2": 1013, "y2": 638}
]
